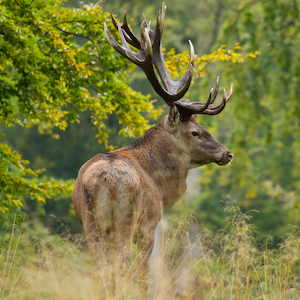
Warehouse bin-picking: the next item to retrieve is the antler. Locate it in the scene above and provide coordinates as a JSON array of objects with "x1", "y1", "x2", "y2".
[
  {"x1": 104, "y1": 2, "x2": 233, "y2": 121},
  {"x1": 174, "y1": 77, "x2": 233, "y2": 121},
  {"x1": 104, "y1": 2, "x2": 194, "y2": 106}
]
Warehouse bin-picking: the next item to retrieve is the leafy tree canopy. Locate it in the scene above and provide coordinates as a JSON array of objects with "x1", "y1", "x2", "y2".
[{"x1": 0, "y1": 0, "x2": 161, "y2": 213}]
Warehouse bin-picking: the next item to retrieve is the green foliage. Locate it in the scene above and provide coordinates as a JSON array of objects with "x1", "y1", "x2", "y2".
[
  {"x1": 0, "y1": 0, "x2": 161, "y2": 141},
  {"x1": 195, "y1": 204, "x2": 300, "y2": 299},
  {"x1": 0, "y1": 134, "x2": 72, "y2": 213},
  {"x1": 0, "y1": 0, "x2": 161, "y2": 213},
  {"x1": 166, "y1": 43, "x2": 256, "y2": 78},
  {"x1": 185, "y1": 0, "x2": 300, "y2": 242}
]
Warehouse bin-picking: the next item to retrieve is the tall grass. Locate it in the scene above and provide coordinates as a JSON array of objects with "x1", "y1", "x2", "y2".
[{"x1": 0, "y1": 206, "x2": 299, "y2": 299}]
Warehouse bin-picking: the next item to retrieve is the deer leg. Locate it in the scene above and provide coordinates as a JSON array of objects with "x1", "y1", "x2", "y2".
[
  {"x1": 79, "y1": 202, "x2": 110, "y2": 270},
  {"x1": 137, "y1": 235, "x2": 155, "y2": 299}
]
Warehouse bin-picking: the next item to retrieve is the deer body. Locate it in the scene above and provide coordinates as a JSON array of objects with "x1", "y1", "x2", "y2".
[
  {"x1": 73, "y1": 112, "x2": 232, "y2": 280},
  {"x1": 73, "y1": 3, "x2": 234, "y2": 295}
]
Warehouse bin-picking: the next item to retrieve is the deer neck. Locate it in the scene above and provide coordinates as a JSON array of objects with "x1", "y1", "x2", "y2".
[{"x1": 121, "y1": 122, "x2": 190, "y2": 207}]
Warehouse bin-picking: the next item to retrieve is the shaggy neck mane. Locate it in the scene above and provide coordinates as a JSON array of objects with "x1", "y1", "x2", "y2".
[
  {"x1": 126, "y1": 123, "x2": 163, "y2": 150},
  {"x1": 120, "y1": 122, "x2": 189, "y2": 207}
]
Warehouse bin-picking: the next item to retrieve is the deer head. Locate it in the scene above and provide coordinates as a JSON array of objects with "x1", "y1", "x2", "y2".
[{"x1": 104, "y1": 2, "x2": 234, "y2": 167}]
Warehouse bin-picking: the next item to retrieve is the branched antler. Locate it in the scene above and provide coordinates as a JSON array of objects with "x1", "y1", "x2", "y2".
[
  {"x1": 104, "y1": 2, "x2": 233, "y2": 121},
  {"x1": 104, "y1": 2, "x2": 194, "y2": 105},
  {"x1": 174, "y1": 77, "x2": 233, "y2": 121}
]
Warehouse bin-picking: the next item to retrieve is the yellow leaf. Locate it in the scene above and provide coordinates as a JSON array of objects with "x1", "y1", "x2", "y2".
[
  {"x1": 246, "y1": 188, "x2": 257, "y2": 199},
  {"x1": 0, "y1": 207, "x2": 9, "y2": 213},
  {"x1": 246, "y1": 53, "x2": 257, "y2": 58}
]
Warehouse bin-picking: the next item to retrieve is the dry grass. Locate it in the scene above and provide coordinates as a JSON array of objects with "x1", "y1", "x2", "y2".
[{"x1": 0, "y1": 207, "x2": 299, "y2": 299}]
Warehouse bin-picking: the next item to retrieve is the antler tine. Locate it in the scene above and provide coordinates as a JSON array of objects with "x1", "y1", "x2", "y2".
[
  {"x1": 141, "y1": 20, "x2": 153, "y2": 59},
  {"x1": 210, "y1": 76, "x2": 219, "y2": 104},
  {"x1": 151, "y1": 3, "x2": 195, "y2": 99},
  {"x1": 200, "y1": 84, "x2": 233, "y2": 115},
  {"x1": 105, "y1": 22, "x2": 150, "y2": 68},
  {"x1": 105, "y1": 18, "x2": 180, "y2": 102},
  {"x1": 197, "y1": 82, "x2": 233, "y2": 115},
  {"x1": 174, "y1": 78, "x2": 233, "y2": 121},
  {"x1": 176, "y1": 40, "x2": 195, "y2": 94},
  {"x1": 110, "y1": 11, "x2": 141, "y2": 50},
  {"x1": 104, "y1": 22, "x2": 128, "y2": 59},
  {"x1": 203, "y1": 84, "x2": 233, "y2": 115},
  {"x1": 189, "y1": 76, "x2": 219, "y2": 107},
  {"x1": 225, "y1": 83, "x2": 233, "y2": 102}
]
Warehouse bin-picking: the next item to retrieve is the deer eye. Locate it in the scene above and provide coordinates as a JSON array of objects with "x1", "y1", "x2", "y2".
[{"x1": 192, "y1": 131, "x2": 199, "y2": 137}]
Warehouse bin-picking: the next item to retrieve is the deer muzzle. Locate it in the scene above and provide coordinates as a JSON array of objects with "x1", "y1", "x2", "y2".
[{"x1": 217, "y1": 151, "x2": 234, "y2": 166}]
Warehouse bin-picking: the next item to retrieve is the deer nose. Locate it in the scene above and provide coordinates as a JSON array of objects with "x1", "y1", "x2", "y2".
[{"x1": 227, "y1": 152, "x2": 234, "y2": 161}]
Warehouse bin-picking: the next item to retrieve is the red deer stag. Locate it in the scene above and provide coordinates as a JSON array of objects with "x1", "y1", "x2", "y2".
[{"x1": 72, "y1": 2, "x2": 233, "y2": 293}]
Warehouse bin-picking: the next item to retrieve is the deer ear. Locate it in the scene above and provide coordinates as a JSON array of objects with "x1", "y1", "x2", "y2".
[{"x1": 168, "y1": 105, "x2": 180, "y2": 129}]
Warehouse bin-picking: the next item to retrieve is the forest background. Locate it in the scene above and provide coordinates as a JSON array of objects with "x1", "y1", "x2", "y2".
[{"x1": 1, "y1": 0, "x2": 300, "y2": 276}]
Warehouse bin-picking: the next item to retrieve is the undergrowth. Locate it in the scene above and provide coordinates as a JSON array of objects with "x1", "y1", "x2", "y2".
[{"x1": 0, "y1": 205, "x2": 299, "y2": 299}]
